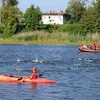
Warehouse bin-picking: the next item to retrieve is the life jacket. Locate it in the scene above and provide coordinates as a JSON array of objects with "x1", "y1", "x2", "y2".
[
  {"x1": 95, "y1": 42, "x2": 99, "y2": 49},
  {"x1": 92, "y1": 44, "x2": 96, "y2": 49},
  {"x1": 30, "y1": 72, "x2": 37, "y2": 80}
]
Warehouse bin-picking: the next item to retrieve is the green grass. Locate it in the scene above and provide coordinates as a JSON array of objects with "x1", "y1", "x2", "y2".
[
  {"x1": 0, "y1": 31, "x2": 100, "y2": 45},
  {"x1": 0, "y1": 38, "x2": 93, "y2": 45}
]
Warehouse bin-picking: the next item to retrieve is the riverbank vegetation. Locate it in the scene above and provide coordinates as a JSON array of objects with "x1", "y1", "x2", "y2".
[{"x1": 0, "y1": 0, "x2": 100, "y2": 44}]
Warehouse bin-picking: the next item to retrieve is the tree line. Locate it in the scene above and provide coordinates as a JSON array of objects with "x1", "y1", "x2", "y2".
[{"x1": 0, "y1": 0, "x2": 100, "y2": 38}]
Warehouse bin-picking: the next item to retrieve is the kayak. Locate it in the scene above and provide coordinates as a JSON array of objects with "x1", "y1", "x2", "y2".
[
  {"x1": 0, "y1": 74, "x2": 56, "y2": 84},
  {"x1": 79, "y1": 46, "x2": 100, "y2": 53}
]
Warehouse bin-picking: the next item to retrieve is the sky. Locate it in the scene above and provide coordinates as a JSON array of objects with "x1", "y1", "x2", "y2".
[{"x1": 18, "y1": 0, "x2": 69, "y2": 13}]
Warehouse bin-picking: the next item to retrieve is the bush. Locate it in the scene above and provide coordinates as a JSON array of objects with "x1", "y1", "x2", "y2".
[
  {"x1": 59, "y1": 24, "x2": 86, "y2": 35},
  {"x1": 0, "y1": 24, "x2": 4, "y2": 34}
]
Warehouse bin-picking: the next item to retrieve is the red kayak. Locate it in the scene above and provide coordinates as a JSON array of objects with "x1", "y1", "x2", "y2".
[
  {"x1": 79, "y1": 45, "x2": 100, "y2": 53},
  {"x1": 0, "y1": 74, "x2": 56, "y2": 84}
]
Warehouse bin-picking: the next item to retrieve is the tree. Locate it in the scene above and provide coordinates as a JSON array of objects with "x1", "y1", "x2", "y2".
[
  {"x1": 66, "y1": 0, "x2": 86, "y2": 23},
  {"x1": 1, "y1": 6, "x2": 21, "y2": 35},
  {"x1": 80, "y1": 6, "x2": 100, "y2": 33},
  {"x1": 94, "y1": 0, "x2": 100, "y2": 13},
  {"x1": 7, "y1": 0, "x2": 18, "y2": 6},
  {"x1": 1, "y1": 0, "x2": 23, "y2": 35},
  {"x1": 24, "y1": 5, "x2": 42, "y2": 31},
  {"x1": 1, "y1": 0, "x2": 18, "y2": 6},
  {"x1": 0, "y1": 0, "x2": 6, "y2": 6}
]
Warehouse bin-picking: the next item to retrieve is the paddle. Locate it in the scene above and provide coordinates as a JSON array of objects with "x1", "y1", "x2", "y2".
[
  {"x1": 17, "y1": 73, "x2": 43, "y2": 81},
  {"x1": 38, "y1": 73, "x2": 43, "y2": 77}
]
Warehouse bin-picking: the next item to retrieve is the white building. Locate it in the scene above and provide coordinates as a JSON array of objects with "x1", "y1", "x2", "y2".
[{"x1": 42, "y1": 11, "x2": 67, "y2": 25}]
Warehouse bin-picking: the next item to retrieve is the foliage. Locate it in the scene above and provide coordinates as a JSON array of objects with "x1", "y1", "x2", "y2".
[
  {"x1": 43, "y1": 24, "x2": 59, "y2": 33},
  {"x1": 0, "y1": 23, "x2": 4, "y2": 33},
  {"x1": 0, "y1": 0, "x2": 100, "y2": 42},
  {"x1": 59, "y1": 24, "x2": 85, "y2": 35},
  {"x1": 11, "y1": 30, "x2": 100, "y2": 43},
  {"x1": 65, "y1": 0, "x2": 86, "y2": 23},
  {"x1": 80, "y1": 6, "x2": 100, "y2": 33},
  {"x1": 94, "y1": 0, "x2": 100, "y2": 13},
  {"x1": 24, "y1": 5, "x2": 42, "y2": 31},
  {"x1": 1, "y1": 5, "x2": 23, "y2": 35},
  {"x1": 1, "y1": 0, "x2": 18, "y2": 6}
]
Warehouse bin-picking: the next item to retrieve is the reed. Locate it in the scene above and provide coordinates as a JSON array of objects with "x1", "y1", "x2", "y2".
[
  {"x1": 12, "y1": 31, "x2": 100, "y2": 43},
  {"x1": 0, "y1": 31, "x2": 96, "y2": 44}
]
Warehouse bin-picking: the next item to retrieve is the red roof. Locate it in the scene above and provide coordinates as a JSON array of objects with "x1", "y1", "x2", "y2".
[{"x1": 42, "y1": 11, "x2": 65, "y2": 15}]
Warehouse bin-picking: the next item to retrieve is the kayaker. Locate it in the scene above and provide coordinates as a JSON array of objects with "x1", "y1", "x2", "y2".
[
  {"x1": 95, "y1": 41, "x2": 99, "y2": 49},
  {"x1": 29, "y1": 67, "x2": 37, "y2": 80},
  {"x1": 82, "y1": 45, "x2": 87, "y2": 49},
  {"x1": 91, "y1": 43, "x2": 96, "y2": 50}
]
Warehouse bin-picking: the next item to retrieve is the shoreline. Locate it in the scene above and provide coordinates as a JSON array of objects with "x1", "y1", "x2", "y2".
[{"x1": 0, "y1": 39, "x2": 92, "y2": 45}]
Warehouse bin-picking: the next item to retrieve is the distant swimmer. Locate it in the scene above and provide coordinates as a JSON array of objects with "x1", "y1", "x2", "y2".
[
  {"x1": 32, "y1": 58, "x2": 46, "y2": 63},
  {"x1": 17, "y1": 59, "x2": 46, "y2": 63},
  {"x1": 17, "y1": 59, "x2": 28, "y2": 62}
]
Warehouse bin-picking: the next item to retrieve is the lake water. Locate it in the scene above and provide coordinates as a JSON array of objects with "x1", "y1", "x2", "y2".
[{"x1": 0, "y1": 44, "x2": 100, "y2": 100}]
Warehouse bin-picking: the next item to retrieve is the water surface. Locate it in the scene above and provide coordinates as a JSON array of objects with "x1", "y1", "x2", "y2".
[{"x1": 0, "y1": 44, "x2": 100, "y2": 100}]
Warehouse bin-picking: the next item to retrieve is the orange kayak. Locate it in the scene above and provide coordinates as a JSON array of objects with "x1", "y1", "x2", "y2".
[{"x1": 0, "y1": 74, "x2": 56, "y2": 84}]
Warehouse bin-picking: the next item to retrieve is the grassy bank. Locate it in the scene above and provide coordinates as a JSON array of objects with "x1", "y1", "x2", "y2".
[
  {"x1": 0, "y1": 31, "x2": 99, "y2": 45},
  {"x1": 0, "y1": 38, "x2": 93, "y2": 45}
]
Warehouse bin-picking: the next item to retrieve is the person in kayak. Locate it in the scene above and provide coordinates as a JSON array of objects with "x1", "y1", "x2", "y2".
[
  {"x1": 95, "y1": 41, "x2": 99, "y2": 49},
  {"x1": 82, "y1": 45, "x2": 87, "y2": 49},
  {"x1": 18, "y1": 67, "x2": 42, "y2": 81},
  {"x1": 29, "y1": 67, "x2": 37, "y2": 80},
  {"x1": 91, "y1": 43, "x2": 96, "y2": 50}
]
